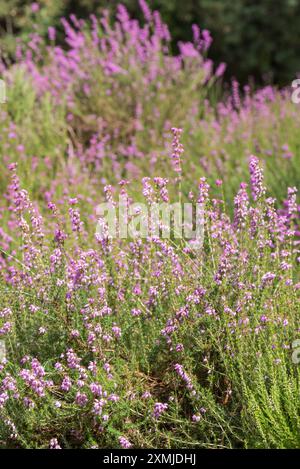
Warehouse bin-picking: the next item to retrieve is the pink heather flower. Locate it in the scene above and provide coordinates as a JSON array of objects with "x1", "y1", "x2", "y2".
[
  {"x1": 280, "y1": 261, "x2": 292, "y2": 271},
  {"x1": 8, "y1": 162, "x2": 17, "y2": 171},
  {"x1": 68, "y1": 198, "x2": 78, "y2": 206},
  {"x1": 234, "y1": 183, "x2": 249, "y2": 229},
  {"x1": 192, "y1": 414, "x2": 201, "y2": 422},
  {"x1": 192, "y1": 23, "x2": 201, "y2": 47},
  {"x1": 61, "y1": 376, "x2": 72, "y2": 392},
  {"x1": 54, "y1": 362, "x2": 63, "y2": 371},
  {"x1": 48, "y1": 26, "x2": 56, "y2": 41},
  {"x1": 153, "y1": 10, "x2": 170, "y2": 41},
  {"x1": 17, "y1": 144, "x2": 25, "y2": 152},
  {"x1": 90, "y1": 383, "x2": 103, "y2": 397},
  {"x1": 29, "y1": 304, "x2": 39, "y2": 314},
  {"x1": 142, "y1": 177, "x2": 154, "y2": 202},
  {"x1": 88, "y1": 361, "x2": 97, "y2": 375},
  {"x1": 287, "y1": 187, "x2": 298, "y2": 216},
  {"x1": 131, "y1": 308, "x2": 142, "y2": 317},
  {"x1": 0, "y1": 361, "x2": 7, "y2": 372},
  {"x1": 23, "y1": 397, "x2": 35, "y2": 408},
  {"x1": 154, "y1": 177, "x2": 169, "y2": 202},
  {"x1": 20, "y1": 356, "x2": 30, "y2": 365},
  {"x1": 4, "y1": 419, "x2": 18, "y2": 440},
  {"x1": 202, "y1": 29, "x2": 212, "y2": 51},
  {"x1": 0, "y1": 391, "x2": 9, "y2": 408},
  {"x1": 69, "y1": 206, "x2": 83, "y2": 233},
  {"x1": 261, "y1": 272, "x2": 276, "y2": 284},
  {"x1": 2, "y1": 375, "x2": 17, "y2": 392},
  {"x1": 0, "y1": 308, "x2": 12, "y2": 318},
  {"x1": 77, "y1": 379, "x2": 85, "y2": 388},
  {"x1": 215, "y1": 62, "x2": 226, "y2": 78},
  {"x1": 108, "y1": 393, "x2": 119, "y2": 402},
  {"x1": 66, "y1": 349, "x2": 81, "y2": 369},
  {"x1": 139, "y1": 0, "x2": 152, "y2": 22},
  {"x1": 171, "y1": 127, "x2": 184, "y2": 174},
  {"x1": 174, "y1": 363, "x2": 194, "y2": 390},
  {"x1": 198, "y1": 177, "x2": 210, "y2": 204},
  {"x1": 260, "y1": 315, "x2": 268, "y2": 323},
  {"x1": 119, "y1": 436, "x2": 132, "y2": 449},
  {"x1": 0, "y1": 322, "x2": 12, "y2": 336},
  {"x1": 75, "y1": 392, "x2": 88, "y2": 407},
  {"x1": 112, "y1": 325, "x2": 122, "y2": 339},
  {"x1": 232, "y1": 79, "x2": 240, "y2": 108},
  {"x1": 93, "y1": 398, "x2": 107, "y2": 415}
]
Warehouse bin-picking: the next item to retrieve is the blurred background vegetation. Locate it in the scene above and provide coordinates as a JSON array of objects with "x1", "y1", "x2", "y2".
[{"x1": 1, "y1": 0, "x2": 300, "y2": 86}]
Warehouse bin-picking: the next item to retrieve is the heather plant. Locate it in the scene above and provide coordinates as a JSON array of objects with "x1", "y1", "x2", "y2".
[{"x1": 2, "y1": 1, "x2": 300, "y2": 85}]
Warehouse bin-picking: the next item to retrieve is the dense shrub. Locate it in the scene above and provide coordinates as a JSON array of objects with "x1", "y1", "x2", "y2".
[
  {"x1": 1, "y1": 0, "x2": 300, "y2": 84},
  {"x1": 0, "y1": 153, "x2": 299, "y2": 448}
]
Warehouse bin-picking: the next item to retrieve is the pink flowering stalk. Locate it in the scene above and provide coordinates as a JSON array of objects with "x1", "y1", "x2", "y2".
[{"x1": 249, "y1": 155, "x2": 266, "y2": 201}]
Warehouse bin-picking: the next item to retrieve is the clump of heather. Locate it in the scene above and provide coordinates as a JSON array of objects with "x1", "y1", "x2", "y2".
[
  {"x1": 0, "y1": 141, "x2": 299, "y2": 448},
  {"x1": 0, "y1": 2, "x2": 299, "y2": 210},
  {"x1": 0, "y1": 0, "x2": 299, "y2": 450}
]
